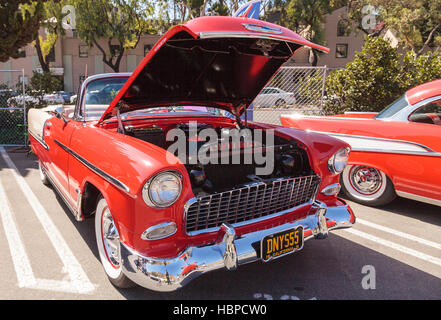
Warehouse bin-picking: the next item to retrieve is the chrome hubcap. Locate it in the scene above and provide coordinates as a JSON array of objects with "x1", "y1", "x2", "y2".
[
  {"x1": 350, "y1": 166, "x2": 382, "y2": 195},
  {"x1": 102, "y1": 209, "x2": 121, "y2": 266}
]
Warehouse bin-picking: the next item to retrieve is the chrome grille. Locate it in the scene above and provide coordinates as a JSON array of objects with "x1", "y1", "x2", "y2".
[{"x1": 185, "y1": 175, "x2": 320, "y2": 234}]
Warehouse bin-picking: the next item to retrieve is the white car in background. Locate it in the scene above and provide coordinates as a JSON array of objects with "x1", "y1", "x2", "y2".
[
  {"x1": 253, "y1": 87, "x2": 297, "y2": 107},
  {"x1": 8, "y1": 93, "x2": 64, "y2": 107}
]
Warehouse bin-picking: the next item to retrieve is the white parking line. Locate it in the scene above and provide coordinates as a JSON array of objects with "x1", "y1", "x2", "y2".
[
  {"x1": 357, "y1": 218, "x2": 441, "y2": 250},
  {"x1": 0, "y1": 147, "x2": 95, "y2": 294},
  {"x1": 341, "y1": 228, "x2": 441, "y2": 267}
]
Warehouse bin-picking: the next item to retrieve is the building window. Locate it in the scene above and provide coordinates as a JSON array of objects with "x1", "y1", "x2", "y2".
[
  {"x1": 17, "y1": 48, "x2": 26, "y2": 58},
  {"x1": 144, "y1": 44, "x2": 152, "y2": 57},
  {"x1": 18, "y1": 75, "x2": 28, "y2": 85},
  {"x1": 335, "y1": 44, "x2": 348, "y2": 58},
  {"x1": 337, "y1": 19, "x2": 351, "y2": 37},
  {"x1": 79, "y1": 45, "x2": 88, "y2": 58}
]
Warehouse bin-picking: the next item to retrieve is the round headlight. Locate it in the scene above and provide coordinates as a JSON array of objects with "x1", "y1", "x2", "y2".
[
  {"x1": 328, "y1": 147, "x2": 350, "y2": 174},
  {"x1": 142, "y1": 171, "x2": 182, "y2": 208}
]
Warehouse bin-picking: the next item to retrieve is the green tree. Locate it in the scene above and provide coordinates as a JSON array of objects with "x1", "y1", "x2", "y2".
[
  {"x1": 34, "y1": 0, "x2": 70, "y2": 73},
  {"x1": 346, "y1": 0, "x2": 441, "y2": 57},
  {"x1": 323, "y1": 37, "x2": 403, "y2": 114},
  {"x1": 324, "y1": 36, "x2": 441, "y2": 115},
  {"x1": 73, "y1": 0, "x2": 156, "y2": 72},
  {"x1": 273, "y1": 0, "x2": 343, "y2": 66},
  {"x1": 0, "y1": 0, "x2": 54, "y2": 62}
]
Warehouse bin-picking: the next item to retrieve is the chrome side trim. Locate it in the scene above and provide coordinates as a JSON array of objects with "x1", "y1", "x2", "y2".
[
  {"x1": 308, "y1": 131, "x2": 434, "y2": 152},
  {"x1": 281, "y1": 114, "x2": 375, "y2": 121},
  {"x1": 396, "y1": 191, "x2": 441, "y2": 207},
  {"x1": 344, "y1": 111, "x2": 378, "y2": 115},
  {"x1": 53, "y1": 139, "x2": 130, "y2": 193},
  {"x1": 28, "y1": 130, "x2": 49, "y2": 150},
  {"x1": 351, "y1": 148, "x2": 441, "y2": 157},
  {"x1": 304, "y1": 130, "x2": 441, "y2": 157}
]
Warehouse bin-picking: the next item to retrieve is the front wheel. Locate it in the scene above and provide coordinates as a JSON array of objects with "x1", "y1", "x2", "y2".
[
  {"x1": 95, "y1": 197, "x2": 134, "y2": 288},
  {"x1": 341, "y1": 165, "x2": 396, "y2": 207}
]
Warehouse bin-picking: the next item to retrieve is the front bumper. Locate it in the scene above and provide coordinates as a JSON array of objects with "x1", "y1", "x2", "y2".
[{"x1": 120, "y1": 200, "x2": 355, "y2": 292}]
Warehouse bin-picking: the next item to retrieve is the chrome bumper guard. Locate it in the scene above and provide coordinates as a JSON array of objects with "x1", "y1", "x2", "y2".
[{"x1": 120, "y1": 200, "x2": 355, "y2": 292}]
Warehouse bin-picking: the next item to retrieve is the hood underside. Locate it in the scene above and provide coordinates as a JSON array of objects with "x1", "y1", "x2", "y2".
[{"x1": 99, "y1": 17, "x2": 329, "y2": 123}]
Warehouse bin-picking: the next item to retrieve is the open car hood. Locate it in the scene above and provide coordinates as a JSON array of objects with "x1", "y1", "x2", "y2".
[{"x1": 98, "y1": 16, "x2": 329, "y2": 123}]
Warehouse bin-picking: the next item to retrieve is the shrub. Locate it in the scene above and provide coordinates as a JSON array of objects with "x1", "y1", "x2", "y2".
[
  {"x1": 323, "y1": 37, "x2": 403, "y2": 114},
  {"x1": 323, "y1": 37, "x2": 441, "y2": 115}
]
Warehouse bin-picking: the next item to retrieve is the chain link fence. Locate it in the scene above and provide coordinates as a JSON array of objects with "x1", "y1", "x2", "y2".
[
  {"x1": 0, "y1": 69, "x2": 26, "y2": 146},
  {"x1": 0, "y1": 66, "x2": 329, "y2": 145},
  {"x1": 249, "y1": 66, "x2": 327, "y2": 125}
]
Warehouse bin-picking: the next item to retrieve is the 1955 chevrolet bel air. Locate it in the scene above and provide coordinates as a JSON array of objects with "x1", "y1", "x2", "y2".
[{"x1": 28, "y1": 15, "x2": 355, "y2": 292}]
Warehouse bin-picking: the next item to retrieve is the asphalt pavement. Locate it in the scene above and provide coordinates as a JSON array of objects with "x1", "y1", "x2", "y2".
[{"x1": 0, "y1": 147, "x2": 440, "y2": 300}]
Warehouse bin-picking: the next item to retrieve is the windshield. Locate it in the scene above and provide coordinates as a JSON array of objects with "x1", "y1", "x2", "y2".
[
  {"x1": 375, "y1": 95, "x2": 409, "y2": 119},
  {"x1": 82, "y1": 77, "x2": 223, "y2": 121}
]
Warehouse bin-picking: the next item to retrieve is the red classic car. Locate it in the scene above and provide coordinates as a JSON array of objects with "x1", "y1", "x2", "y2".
[
  {"x1": 281, "y1": 79, "x2": 441, "y2": 207},
  {"x1": 28, "y1": 16, "x2": 355, "y2": 292}
]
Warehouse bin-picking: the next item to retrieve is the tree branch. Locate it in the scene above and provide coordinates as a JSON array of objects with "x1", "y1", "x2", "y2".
[{"x1": 416, "y1": 23, "x2": 441, "y2": 57}]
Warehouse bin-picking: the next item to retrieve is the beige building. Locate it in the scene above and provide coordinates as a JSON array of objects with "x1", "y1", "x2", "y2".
[
  {"x1": 286, "y1": 7, "x2": 365, "y2": 68},
  {"x1": 0, "y1": 7, "x2": 365, "y2": 92},
  {"x1": 0, "y1": 29, "x2": 160, "y2": 93}
]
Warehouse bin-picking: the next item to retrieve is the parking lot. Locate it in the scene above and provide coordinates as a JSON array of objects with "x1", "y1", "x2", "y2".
[{"x1": 0, "y1": 146, "x2": 440, "y2": 300}]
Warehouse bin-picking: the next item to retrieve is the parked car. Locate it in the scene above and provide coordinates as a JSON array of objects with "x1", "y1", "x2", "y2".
[
  {"x1": 8, "y1": 93, "x2": 64, "y2": 107},
  {"x1": 0, "y1": 89, "x2": 19, "y2": 105},
  {"x1": 281, "y1": 79, "x2": 441, "y2": 207},
  {"x1": 28, "y1": 16, "x2": 355, "y2": 292},
  {"x1": 43, "y1": 93, "x2": 65, "y2": 105},
  {"x1": 253, "y1": 87, "x2": 297, "y2": 107},
  {"x1": 7, "y1": 94, "x2": 40, "y2": 107},
  {"x1": 57, "y1": 91, "x2": 74, "y2": 104}
]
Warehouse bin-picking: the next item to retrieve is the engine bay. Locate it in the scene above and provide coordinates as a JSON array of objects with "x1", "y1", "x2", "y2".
[{"x1": 122, "y1": 120, "x2": 314, "y2": 197}]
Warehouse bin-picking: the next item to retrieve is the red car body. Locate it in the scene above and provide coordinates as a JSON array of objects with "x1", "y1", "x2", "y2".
[
  {"x1": 28, "y1": 16, "x2": 354, "y2": 291},
  {"x1": 281, "y1": 80, "x2": 441, "y2": 207}
]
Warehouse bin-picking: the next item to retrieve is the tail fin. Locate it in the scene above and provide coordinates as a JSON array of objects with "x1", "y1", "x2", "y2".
[{"x1": 233, "y1": 1, "x2": 261, "y2": 19}]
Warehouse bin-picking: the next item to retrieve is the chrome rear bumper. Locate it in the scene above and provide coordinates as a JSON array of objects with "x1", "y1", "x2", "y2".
[{"x1": 120, "y1": 200, "x2": 355, "y2": 292}]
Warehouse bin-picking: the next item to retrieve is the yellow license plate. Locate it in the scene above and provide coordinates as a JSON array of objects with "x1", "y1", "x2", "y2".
[{"x1": 261, "y1": 226, "x2": 304, "y2": 262}]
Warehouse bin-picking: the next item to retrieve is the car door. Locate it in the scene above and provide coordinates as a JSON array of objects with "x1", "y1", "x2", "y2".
[
  {"x1": 43, "y1": 107, "x2": 77, "y2": 208},
  {"x1": 400, "y1": 98, "x2": 441, "y2": 201}
]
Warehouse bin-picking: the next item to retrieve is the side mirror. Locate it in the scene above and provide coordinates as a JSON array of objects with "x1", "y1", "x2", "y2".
[{"x1": 52, "y1": 108, "x2": 69, "y2": 124}]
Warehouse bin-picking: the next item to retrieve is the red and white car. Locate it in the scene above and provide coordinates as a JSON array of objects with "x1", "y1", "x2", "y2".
[
  {"x1": 28, "y1": 16, "x2": 355, "y2": 292},
  {"x1": 281, "y1": 79, "x2": 441, "y2": 207}
]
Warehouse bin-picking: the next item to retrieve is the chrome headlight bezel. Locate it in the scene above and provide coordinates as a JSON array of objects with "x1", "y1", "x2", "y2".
[
  {"x1": 142, "y1": 171, "x2": 183, "y2": 208},
  {"x1": 328, "y1": 147, "x2": 350, "y2": 174}
]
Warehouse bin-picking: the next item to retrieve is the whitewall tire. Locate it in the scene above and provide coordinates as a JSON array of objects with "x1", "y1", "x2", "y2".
[
  {"x1": 341, "y1": 165, "x2": 396, "y2": 207},
  {"x1": 95, "y1": 197, "x2": 134, "y2": 288}
]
